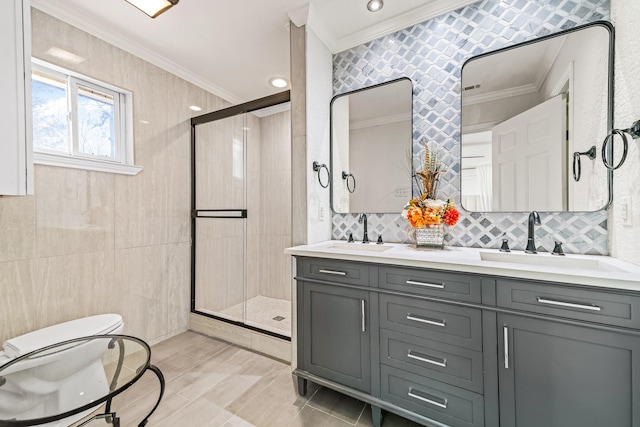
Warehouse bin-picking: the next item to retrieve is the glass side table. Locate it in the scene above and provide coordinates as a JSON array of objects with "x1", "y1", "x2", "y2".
[{"x1": 0, "y1": 335, "x2": 165, "y2": 427}]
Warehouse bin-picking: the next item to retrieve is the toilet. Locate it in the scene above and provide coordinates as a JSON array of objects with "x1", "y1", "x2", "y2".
[{"x1": 0, "y1": 314, "x2": 124, "y2": 426}]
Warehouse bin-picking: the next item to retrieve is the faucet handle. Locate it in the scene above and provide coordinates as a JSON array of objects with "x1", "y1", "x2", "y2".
[
  {"x1": 348, "y1": 232, "x2": 354, "y2": 243},
  {"x1": 377, "y1": 234, "x2": 384, "y2": 245},
  {"x1": 552, "y1": 241, "x2": 565, "y2": 256},
  {"x1": 499, "y1": 238, "x2": 511, "y2": 252}
]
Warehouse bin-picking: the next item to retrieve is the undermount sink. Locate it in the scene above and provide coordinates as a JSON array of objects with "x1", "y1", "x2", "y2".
[
  {"x1": 479, "y1": 250, "x2": 629, "y2": 273},
  {"x1": 327, "y1": 242, "x2": 393, "y2": 253}
]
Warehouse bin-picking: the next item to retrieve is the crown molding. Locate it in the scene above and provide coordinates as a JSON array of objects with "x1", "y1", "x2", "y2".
[
  {"x1": 462, "y1": 83, "x2": 540, "y2": 106},
  {"x1": 333, "y1": 0, "x2": 480, "y2": 53},
  {"x1": 350, "y1": 112, "x2": 411, "y2": 130},
  {"x1": 30, "y1": 0, "x2": 244, "y2": 104},
  {"x1": 306, "y1": 5, "x2": 337, "y2": 53}
]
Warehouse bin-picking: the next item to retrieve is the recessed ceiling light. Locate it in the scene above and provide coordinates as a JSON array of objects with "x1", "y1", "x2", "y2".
[
  {"x1": 125, "y1": 0, "x2": 179, "y2": 18},
  {"x1": 270, "y1": 78, "x2": 288, "y2": 88},
  {"x1": 367, "y1": 0, "x2": 383, "y2": 12},
  {"x1": 189, "y1": 105, "x2": 202, "y2": 111}
]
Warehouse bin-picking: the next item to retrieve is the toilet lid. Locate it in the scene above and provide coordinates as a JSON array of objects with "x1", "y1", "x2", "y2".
[{"x1": 2, "y1": 314, "x2": 123, "y2": 359}]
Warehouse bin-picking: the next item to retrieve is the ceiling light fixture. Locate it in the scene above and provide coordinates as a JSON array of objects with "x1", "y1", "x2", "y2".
[
  {"x1": 125, "y1": 0, "x2": 179, "y2": 18},
  {"x1": 367, "y1": 0, "x2": 383, "y2": 12},
  {"x1": 270, "y1": 78, "x2": 288, "y2": 88},
  {"x1": 189, "y1": 105, "x2": 202, "y2": 112}
]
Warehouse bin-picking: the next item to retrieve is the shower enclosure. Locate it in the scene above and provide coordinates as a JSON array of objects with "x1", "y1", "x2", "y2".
[{"x1": 191, "y1": 92, "x2": 292, "y2": 339}]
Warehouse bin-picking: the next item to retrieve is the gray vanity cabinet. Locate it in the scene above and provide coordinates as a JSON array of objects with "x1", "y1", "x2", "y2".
[
  {"x1": 300, "y1": 281, "x2": 371, "y2": 393},
  {"x1": 498, "y1": 312, "x2": 640, "y2": 427},
  {"x1": 293, "y1": 255, "x2": 640, "y2": 427}
]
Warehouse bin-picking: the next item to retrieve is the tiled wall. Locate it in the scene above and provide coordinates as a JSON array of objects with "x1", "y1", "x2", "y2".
[
  {"x1": 331, "y1": 0, "x2": 610, "y2": 255},
  {"x1": 0, "y1": 9, "x2": 229, "y2": 345}
]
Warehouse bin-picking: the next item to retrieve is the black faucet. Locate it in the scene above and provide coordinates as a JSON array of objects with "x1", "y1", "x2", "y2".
[
  {"x1": 525, "y1": 211, "x2": 541, "y2": 254},
  {"x1": 358, "y1": 213, "x2": 370, "y2": 244}
]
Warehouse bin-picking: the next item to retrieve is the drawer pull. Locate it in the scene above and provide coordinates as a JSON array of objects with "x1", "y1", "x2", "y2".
[
  {"x1": 536, "y1": 297, "x2": 602, "y2": 311},
  {"x1": 407, "y1": 314, "x2": 446, "y2": 328},
  {"x1": 503, "y1": 325, "x2": 509, "y2": 369},
  {"x1": 318, "y1": 269, "x2": 347, "y2": 276},
  {"x1": 408, "y1": 388, "x2": 447, "y2": 409},
  {"x1": 406, "y1": 280, "x2": 445, "y2": 289},
  {"x1": 407, "y1": 350, "x2": 447, "y2": 368},
  {"x1": 361, "y1": 299, "x2": 366, "y2": 332}
]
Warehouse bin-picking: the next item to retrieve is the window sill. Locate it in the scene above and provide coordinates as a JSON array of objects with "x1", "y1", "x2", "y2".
[{"x1": 33, "y1": 152, "x2": 143, "y2": 176}]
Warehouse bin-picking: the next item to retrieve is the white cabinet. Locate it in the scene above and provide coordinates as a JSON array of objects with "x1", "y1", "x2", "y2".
[{"x1": 0, "y1": 0, "x2": 32, "y2": 195}]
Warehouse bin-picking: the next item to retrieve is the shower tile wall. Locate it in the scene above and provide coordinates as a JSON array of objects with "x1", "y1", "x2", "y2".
[
  {"x1": 246, "y1": 109, "x2": 293, "y2": 303},
  {"x1": 332, "y1": 0, "x2": 610, "y2": 255},
  {"x1": 256, "y1": 111, "x2": 292, "y2": 302}
]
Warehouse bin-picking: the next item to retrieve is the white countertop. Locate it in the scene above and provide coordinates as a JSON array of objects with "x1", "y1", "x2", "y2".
[{"x1": 285, "y1": 240, "x2": 640, "y2": 291}]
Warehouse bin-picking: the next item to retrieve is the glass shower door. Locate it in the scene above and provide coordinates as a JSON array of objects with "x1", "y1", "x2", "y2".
[{"x1": 193, "y1": 114, "x2": 246, "y2": 323}]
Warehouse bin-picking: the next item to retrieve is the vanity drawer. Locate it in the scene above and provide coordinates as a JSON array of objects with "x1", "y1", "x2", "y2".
[
  {"x1": 497, "y1": 279, "x2": 640, "y2": 329},
  {"x1": 381, "y1": 365, "x2": 484, "y2": 427},
  {"x1": 379, "y1": 266, "x2": 481, "y2": 303},
  {"x1": 380, "y1": 329, "x2": 483, "y2": 394},
  {"x1": 297, "y1": 257, "x2": 371, "y2": 287},
  {"x1": 379, "y1": 294, "x2": 483, "y2": 350}
]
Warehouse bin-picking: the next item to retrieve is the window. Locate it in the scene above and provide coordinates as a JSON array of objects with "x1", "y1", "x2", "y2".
[{"x1": 31, "y1": 59, "x2": 141, "y2": 175}]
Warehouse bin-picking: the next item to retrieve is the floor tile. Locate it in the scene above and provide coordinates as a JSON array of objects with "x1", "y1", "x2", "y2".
[
  {"x1": 104, "y1": 331, "x2": 427, "y2": 427},
  {"x1": 289, "y1": 405, "x2": 355, "y2": 427},
  {"x1": 307, "y1": 386, "x2": 367, "y2": 424}
]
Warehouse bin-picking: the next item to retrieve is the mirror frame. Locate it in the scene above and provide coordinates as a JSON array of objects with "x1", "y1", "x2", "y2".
[
  {"x1": 459, "y1": 20, "x2": 614, "y2": 213},
  {"x1": 329, "y1": 77, "x2": 414, "y2": 214}
]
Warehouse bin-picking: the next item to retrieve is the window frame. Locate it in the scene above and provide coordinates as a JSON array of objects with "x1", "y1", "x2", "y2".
[{"x1": 31, "y1": 58, "x2": 142, "y2": 175}]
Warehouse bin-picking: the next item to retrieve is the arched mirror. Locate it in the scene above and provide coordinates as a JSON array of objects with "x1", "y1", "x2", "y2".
[{"x1": 460, "y1": 21, "x2": 613, "y2": 212}]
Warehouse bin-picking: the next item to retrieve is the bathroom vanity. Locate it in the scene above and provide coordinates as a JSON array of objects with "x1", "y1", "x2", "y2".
[{"x1": 286, "y1": 242, "x2": 640, "y2": 427}]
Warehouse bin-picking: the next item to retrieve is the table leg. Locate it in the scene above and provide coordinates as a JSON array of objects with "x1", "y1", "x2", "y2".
[{"x1": 138, "y1": 364, "x2": 165, "y2": 427}]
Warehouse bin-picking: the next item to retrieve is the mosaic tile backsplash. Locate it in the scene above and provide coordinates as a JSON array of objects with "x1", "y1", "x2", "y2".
[{"x1": 331, "y1": 0, "x2": 610, "y2": 255}]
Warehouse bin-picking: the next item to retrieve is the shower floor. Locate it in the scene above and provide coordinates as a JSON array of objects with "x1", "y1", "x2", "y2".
[{"x1": 218, "y1": 295, "x2": 291, "y2": 337}]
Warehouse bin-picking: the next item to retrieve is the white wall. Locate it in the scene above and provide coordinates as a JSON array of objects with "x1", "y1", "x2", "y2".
[
  {"x1": 609, "y1": 0, "x2": 640, "y2": 264},
  {"x1": 349, "y1": 120, "x2": 411, "y2": 212},
  {"x1": 305, "y1": 27, "x2": 332, "y2": 244},
  {"x1": 542, "y1": 26, "x2": 610, "y2": 211}
]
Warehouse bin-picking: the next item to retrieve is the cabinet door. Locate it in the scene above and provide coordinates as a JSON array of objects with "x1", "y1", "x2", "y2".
[
  {"x1": 301, "y1": 282, "x2": 371, "y2": 392},
  {"x1": 0, "y1": 0, "x2": 32, "y2": 195},
  {"x1": 498, "y1": 313, "x2": 640, "y2": 427}
]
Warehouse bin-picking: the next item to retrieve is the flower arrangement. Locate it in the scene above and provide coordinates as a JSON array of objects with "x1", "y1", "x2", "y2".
[{"x1": 403, "y1": 141, "x2": 460, "y2": 229}]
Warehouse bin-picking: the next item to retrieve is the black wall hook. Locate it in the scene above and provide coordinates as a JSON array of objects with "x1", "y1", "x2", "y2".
[
  {"x1": 312, "y1": 161, "x2": 330, "y2": 188},
  {"x1": 572, "y1": 145, "x2": 596, "y2": 182},
  {"x1": 342, "y1": 171, "x2": 356, "y2": 193},
  {"x1": 601, "y1": 119, "x2": 639, "y2": 171}
]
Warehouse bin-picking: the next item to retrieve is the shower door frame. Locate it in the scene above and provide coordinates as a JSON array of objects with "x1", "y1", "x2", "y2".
[{"x1": 190, "y1": 90, "x2": 291, "y2": 341}]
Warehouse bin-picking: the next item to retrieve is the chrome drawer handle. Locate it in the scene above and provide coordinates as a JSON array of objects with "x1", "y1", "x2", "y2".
[
  {"x1": 408, "y1": 388, "x2": 447, "y2": 409},
  {"x1": 503, "y1": 325, "x2": 509, "y2": 369},
  {"x1": 536, "y1": 297, "x2": 601, "y2": 311},
  {"x1": 361, "y1": 300, "x2": 366, "y2": 332},
  {"x1": 318, "y1": 269, "x2": 347, "y2": 276},
  {"x1": 407, "y1": 350, "x2": 447, "y2": 368},
  {"x1": 406, "y1": 314, "x2": 446, "y2": 328},
  {"x1": 406, "y1": 280, "x2": 445, "y2": 289}
]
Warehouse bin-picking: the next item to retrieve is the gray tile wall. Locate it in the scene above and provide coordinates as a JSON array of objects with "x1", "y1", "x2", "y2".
[{"x1": 332, "y1": 0, "x2": 610, "y2": 255}]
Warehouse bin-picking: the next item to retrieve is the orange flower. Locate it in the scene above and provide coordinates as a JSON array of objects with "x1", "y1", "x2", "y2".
[
  {"x1": 404, "y1": 199, "x2": 459, "y2": 229},
  {"x1": 442, "y1": 206, "x2": 459, "y2": 226}
]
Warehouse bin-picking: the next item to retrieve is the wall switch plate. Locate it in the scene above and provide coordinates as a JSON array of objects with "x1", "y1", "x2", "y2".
[
  {"x1": 621, "y1": 197, "x2": 632, "y2": 227},
  {"x1": 318, "y1": 205, "x2": 325, "y2": 221}
]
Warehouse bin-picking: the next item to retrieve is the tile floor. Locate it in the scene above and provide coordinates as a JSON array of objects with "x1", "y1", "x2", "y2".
[
  {"x1": 108, "y1": 331, "x2": 424, "y2": 426},
  {"x1": 218, "y1": 296, "x2": 292, "y2": 337}
]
